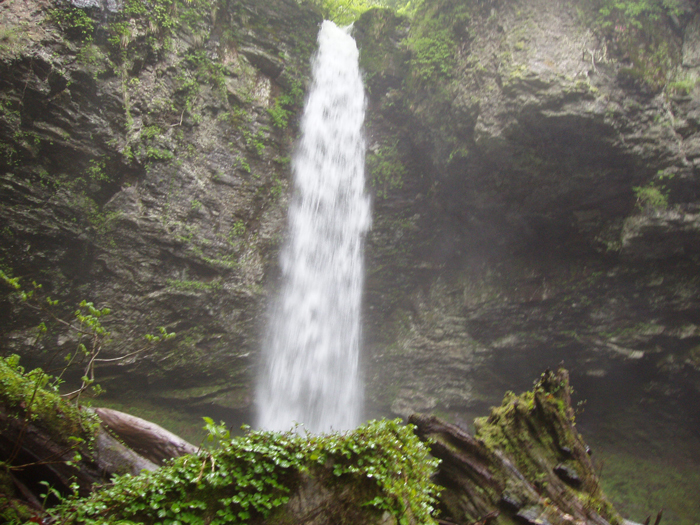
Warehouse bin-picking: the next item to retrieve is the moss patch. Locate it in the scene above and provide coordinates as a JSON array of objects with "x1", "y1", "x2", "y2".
[{"x1": 0, "y1": 355, "x2": 100, "y2": 450}]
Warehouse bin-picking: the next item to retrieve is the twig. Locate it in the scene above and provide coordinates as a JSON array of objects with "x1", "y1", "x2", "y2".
[
  {"x1": 62, "y1": 339, "x2": 101, "y2": 402},
  {"x1": 653, "y1": 510, "x2": 663, "y2": 525},
  {"x1": 94, "y1": 344, "x2": 153, "y2": 363},
  {"x1": 10, "y1": 443, "x2": 81, "y2": 471},
  {"x1": 170, "y1": 108, "x2": 185, "y2": 127},
  {"x1": 196, "y1": 456, "x2": 208, "y2": 483}
]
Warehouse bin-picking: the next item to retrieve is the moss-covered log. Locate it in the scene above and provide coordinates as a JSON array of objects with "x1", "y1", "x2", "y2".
[
  {"x1": 411, "y1": 369, "x2": 622, "y2": 525},
  {"x1": 0, "y1": 355, "x2": 157, "y2": 522}
]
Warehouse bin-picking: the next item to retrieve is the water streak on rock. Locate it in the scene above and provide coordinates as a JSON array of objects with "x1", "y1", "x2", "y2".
[{"x1": 257, "y1": 21, "x2": 370, "y2": 433}]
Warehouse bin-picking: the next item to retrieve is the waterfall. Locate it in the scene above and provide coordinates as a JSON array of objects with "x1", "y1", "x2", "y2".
[{"x1": 256, "y1": 21, "x2": 370, "y2": 433}]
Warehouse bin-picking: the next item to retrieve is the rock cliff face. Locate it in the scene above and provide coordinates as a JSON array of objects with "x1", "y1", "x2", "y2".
[
  {"x1": 1, "y1": 0, "x2": 700, "y2": 452},
  {"x1": 356, "y1": 0, "x2": 700, "y2": 423},
  {"x1": 0, "y1": 0, "x2": 320, "y2": 416}
]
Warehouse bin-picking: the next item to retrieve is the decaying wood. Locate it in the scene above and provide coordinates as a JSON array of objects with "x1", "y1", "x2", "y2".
[
  {"x1": 0, "y1": 405, "x2": 156, "y2": 502},
  {"x1": 95, "y1": 407, "x2": 197, "y2": 466},
  {"x1": 411, "y1": 369, "x2": 621, "y2": 525}
]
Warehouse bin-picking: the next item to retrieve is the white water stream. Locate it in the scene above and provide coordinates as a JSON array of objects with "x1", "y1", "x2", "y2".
[{"x1": 257, "y1": 21, "x2": 370, "y2": 433}]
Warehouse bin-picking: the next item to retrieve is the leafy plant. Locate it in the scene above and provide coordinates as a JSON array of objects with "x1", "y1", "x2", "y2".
[
  {"x1": 85, "y1": 157, "x2": 109, "y2": 182},
  {"x1": 633, "y1": 183, "x2": 668, "y2": 210},
  {"x1": 146, "y1": 146, "x2": 174, "y2": 161},
  {"x1": 0, "y1": 270, "x2": 175, "y2": 403},
  {"x1": 596, "y1": 0, "x2": 683, "y2": 28},
  {"x1": 268, "y1": 96, "x2": 292, "y2": 129},
  {"x1": 406, "y1": 22, "x2": 456, "y2": 82},
  {"x1": 202, "y1": 417, "x2": 231, "y2": 447},
  {"x1": 50, "y1": 4, "x2": 95, "y2": 43},
  {"x1": 0, "y1": 354, "x2": 102, "y2": 492},
  {"x1": 231, "y1": 220, "x2": 246, "y2": 237},
  {"x1": 53, "y1": 418, "x2": 441, "y2": 524},
  {"x1": 633, "y1": 170, "x2": 673, "y2": 211}
]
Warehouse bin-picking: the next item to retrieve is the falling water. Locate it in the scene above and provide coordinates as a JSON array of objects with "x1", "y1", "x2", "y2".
[{"x1": 256, "y1": 21, "x2": 371, "y2": 433}]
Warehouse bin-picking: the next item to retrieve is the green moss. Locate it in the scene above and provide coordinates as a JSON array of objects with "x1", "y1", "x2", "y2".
[
  {"x1": 406, "y1": 20, "x2": 456, "y2": 84},
  {"x1": 367, "y1": 140, "x2": 406, "y2": 199},
  {"x1": 667, "y1": 73, "x2": 699, "y2": 96},
  {"x1": 474, "y1": 370, "x2": 622, "y2": 525},
  {"x1": 357, "y1": 8, "x2": 409, "y2": 81},
  {"x1": 0, "y1": 355, "x2": 100, "y2": 452},
  {"x1": 0, "y1": 486, "x2": 34, "y2": 525}
]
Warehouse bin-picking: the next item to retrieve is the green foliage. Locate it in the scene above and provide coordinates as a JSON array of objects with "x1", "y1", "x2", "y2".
[
  {"x1": 142, "y1": 125, "x2": 164, "y2": 140},
  {"x1": 594, "y1": 0, "x2": 684, "y2": 91},
  {"x1": 85, "y1": 157, "x2": 109, "y2": 182},
  {"x1": 597, "y1": 0, "x2": 683, "y2": 28},
  {"x1": 406, "y1": 21, "x2": 455, "y2": 82},
  {"x1": 667, "y1": 74, "x2": 699, "y2": 96},
  {"x1": 268, "y1": 96, "x2": 293, "y2": 129},
  {"x1": 111, "y1": 0, "x2": 215, "y2": 56},
  {"x1": 270, "y1": 176, "x2": 285, "y2": 199},
  {"x1": 166, "y1": 278, "x2": 222, "y2": 292},
  {"x1": 1, "y1": 272, "x2": 176, "y2": 403},
  {"x1": 54, "y1": 418, "x2": 440, "y2": 524},
  {"x1": 320, "y1": 0, "x2": 384, "y2": 25},
  {"x1": 633, "y1": 183, "x2": 668, "y2": 210},
  {"x1": 143, "y1": 326, "x2": 177, "y2": 344},
  {"x1": 231, "y1": 220, "x2": 246, "y2": 237},
  {"x1": 402, "y1": 0, "x2": 471, "y2": 86},
  {"x1": 241, "y1": 128, "x2": 267, "y2": 157},
  {"x1": 367, "y1": 141, "x2": 406, "y2": 199},
  {"x1": 202, "y1": 417, "x2": 231, "y2": 447},
  {"x1": 633, "y1": 170, "x2": 673, "y2": 211},
  {"x1": 50, "y1": 4, "x2": 95, "y2": 43},
  {"x1": 183, "y1": 48, "x2": 228, "y2": 98},
  {"x1": 146, "y1": 146, "x2": 174, "y2": 161},
  {"x1": 237, "y1": 157, "x2": 251, "y2": 174},
  {"x1": 0, "y1": 24, "x2": 30, "y2": 61},
  {"x1": 76, "y1": 43, "x2": 108, "y2": 79},
  {"x1": 307, "y1": 0, "x2": 419, "y2": 24},
  {"x1": 0, "y1": 486, "x2": 34, "y2": 525},
  {"x1": 0, "y1": 354, "x2": 101, "y2": 452},
  {"x1": 78, "y1": 195, "x2": 121, "y2": 236}
]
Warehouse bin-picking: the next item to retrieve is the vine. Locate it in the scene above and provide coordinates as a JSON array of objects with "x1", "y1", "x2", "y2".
[{"x1": 54, "y1": 419, "x2": 441, "y2": 524}]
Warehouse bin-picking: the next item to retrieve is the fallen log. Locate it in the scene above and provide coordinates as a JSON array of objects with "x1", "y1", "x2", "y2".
[
  {"x1": 0, "y1": 404, "x2": 156, "y2": 502},
  {"x1": 95, "y1": 407, "x2": 198, "y2": 466},
  {"x1": 0, "y1": 358, "x2": 164, "y2": 512}
]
